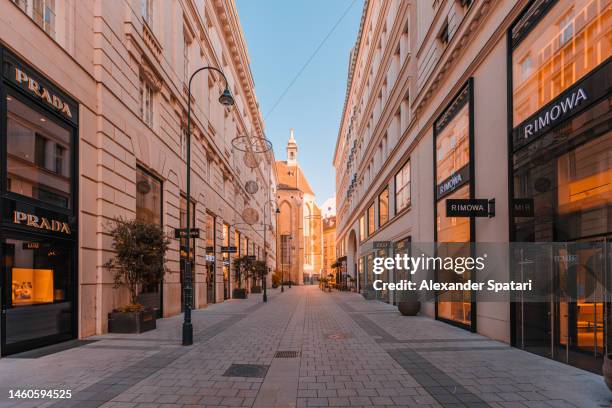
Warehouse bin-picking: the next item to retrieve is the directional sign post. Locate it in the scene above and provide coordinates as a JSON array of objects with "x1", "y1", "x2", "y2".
[
  {"x1": 221, "y1": 246, "x2": 237, "y2": 253},
  {"x1": 175, "y1": 228, "x2": 200, "y2": 239}
]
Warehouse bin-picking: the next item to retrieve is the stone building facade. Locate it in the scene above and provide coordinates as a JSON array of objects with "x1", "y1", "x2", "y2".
[
  {"x1": 334, "y1": 0, "x2": 611, "y2": 374},
  {"x1": 276, "y1": 130, "x2": 322, "y2": 285},
  {"x1": 0, "y1": 0, "x2": 276, "y2": 356}
]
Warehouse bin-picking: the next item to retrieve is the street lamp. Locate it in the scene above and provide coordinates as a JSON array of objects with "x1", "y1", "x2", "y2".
[
  {"x1": 183, "y1": 66, "x2": 234, "y2": 347},
  {"x1": 262, "y1": 201, "x2": 279, "y2": 303}
]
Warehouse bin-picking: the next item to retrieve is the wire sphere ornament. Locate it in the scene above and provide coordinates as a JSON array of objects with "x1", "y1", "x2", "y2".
[
  {"x1": 242, "y1": 207, "x2": 260, "y2": 225},
  {"x1": 243, "y1": 151, "x2": 260, "y2": 169},
  {"x1": 231, "y1": 135, "x2": 273, "y2": 153},
  {"x1": 245, "y1": 180, "x2": 259, "y2": 194}
]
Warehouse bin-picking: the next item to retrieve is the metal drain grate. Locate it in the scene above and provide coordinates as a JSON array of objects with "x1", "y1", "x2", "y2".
[
  {"x1": 223, "y1": 364, "x2": 269, "y2": 378},
  {"x1": 274, "y1": 350, "x2": 300, "y2": 358}
]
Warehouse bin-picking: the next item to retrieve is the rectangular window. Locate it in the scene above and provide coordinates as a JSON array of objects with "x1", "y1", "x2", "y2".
[
  {"x1": 136, "y1": 167, "x2": 162, "y2": 225},
  {"x1": 140, "y1": 79, "x2": 153, "y2": 127},
  {"x1": 359, "y1": 215, "x2": 366, "y2": 241},
  {"x1": 142, "y1": 0, "x2": 153, "y2": 26},
  {"x1": 367, "y1": 203, "x2": 375, "y2": 236},
  {"x1": 183, "y1": 31, "x2": 190, "y2": 85},
  {"x1": 12, "y1": 0, "x2": 56, "y2": 37},
  {"x1": 7, "y1": 95, "x2": 72, "y2": 209},
  {"x1": 281, "y1": 234, "x2": 290, "y2": 265},
  {"x1": 395, "y1": 160, "x2": 411, "y2": 212},
  {"x1": 512, "y1": 0, "x2": 611, "y2": 125},
  {"x1": 378, "y1": 187, "x2": 389, "y2": 226}
]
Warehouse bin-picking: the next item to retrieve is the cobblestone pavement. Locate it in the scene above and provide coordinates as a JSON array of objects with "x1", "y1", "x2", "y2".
[{"x1": 0, "y1": 286, "x2": 611, "y2": 408}]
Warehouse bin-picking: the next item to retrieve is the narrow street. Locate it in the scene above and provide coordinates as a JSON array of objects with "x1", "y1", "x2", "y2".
[{"x1": 0, "y1": 286, "x2": 609, "y2": 408}]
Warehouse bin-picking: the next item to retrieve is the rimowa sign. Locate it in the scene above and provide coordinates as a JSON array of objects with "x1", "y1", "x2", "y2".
[{"x1": 513, "y1": 58, "x2": 611, "y2": 150}]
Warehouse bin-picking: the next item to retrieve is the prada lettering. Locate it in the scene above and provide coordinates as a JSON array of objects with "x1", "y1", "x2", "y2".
[
  {"x1": 13, "y1": 211, "x2": 71, "y2": 234},
  {"x1": 14, "y1": 67, "x2": 73, "y2": 118},
  {"x1": 523, "y1": 88, "x2": 587, "y2": 139}
]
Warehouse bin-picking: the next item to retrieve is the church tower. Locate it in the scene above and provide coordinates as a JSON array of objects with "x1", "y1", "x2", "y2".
[{"x1": 287, "y1": 128, "x2": 298, "y2": 165}]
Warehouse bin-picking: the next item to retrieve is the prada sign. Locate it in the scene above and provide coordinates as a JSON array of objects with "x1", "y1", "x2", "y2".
[
  {"x1": 13, "y1": 211, "x2": 71, "y2": 234},
  {"x1": 513, "y1": 58, "x2": 611, "y2": 150},
  {"x1": 436, "y1": 165, "x2": 470, "y2": 200},
  {"x1": 3, "y1": 52, "x2": 78, "y2": 125}
]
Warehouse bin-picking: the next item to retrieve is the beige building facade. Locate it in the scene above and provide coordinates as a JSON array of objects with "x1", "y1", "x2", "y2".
[
  {"x1": 334, "y1": 0, "x2": 611, "y2": 374},
  {"x1": 276, "y1": 130, "x2": 322, "y2": 285},
  {"x1": 0, "y1": 0, "x2": 276, "y2": 356}
]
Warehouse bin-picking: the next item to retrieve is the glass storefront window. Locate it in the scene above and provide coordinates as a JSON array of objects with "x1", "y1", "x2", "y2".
[
  {"x1": 435, "y1": 84, "x2": 472, "y2": 327},
  {"x1": 179, "y1": 195, "x2": 195, "y2": 310},
  {"x1": 378, "y1": 187, "x2": 389, "y2": 226},
  {"x1": 7, "y1": 95, "x2": 72, "y2": 209},
  {"x1": 205, "y1": 212, "x2": 216, "y2": 303},
  {"x1": 395, "y1": 160, "x2": 411, "y2": 213},
  {"x1": 4, "y1": 237, "x2": 73, "y2": 346},
  {"x1": 512, "y1": 0, "x2": 612, "y2": 125},
  {"x1": 358, "y1": 257, "x2": 365, "y2": 292},
  {"x1": 436, "y1": 103, "x2": 469, "y2": 184}
]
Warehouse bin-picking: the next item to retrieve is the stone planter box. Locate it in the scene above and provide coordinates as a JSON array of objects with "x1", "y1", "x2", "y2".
[{"x1": 108, "y1": 310, "x2": 156, "y2": 334}]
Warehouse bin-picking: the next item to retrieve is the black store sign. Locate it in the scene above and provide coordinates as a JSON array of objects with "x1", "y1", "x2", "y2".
[
  {"x1": 513, "y1": 58, "x2": 611, "y2": 150},
  {"x1": 3, "y1": 199, "x2": 76, "y2": 237},
  {"x1": 436, "y1": 165, "x2": 470, "y2": 200},
  {"x1": 446, "y1": 199, "x2": 493, "y2": 218}
]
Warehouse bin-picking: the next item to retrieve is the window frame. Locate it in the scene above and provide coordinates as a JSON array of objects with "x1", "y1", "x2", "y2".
[{"x1": 378, "y1": 186, "x2": 389, "y2": 227}]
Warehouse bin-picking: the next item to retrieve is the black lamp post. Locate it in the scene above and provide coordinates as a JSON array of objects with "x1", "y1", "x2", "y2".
[
  {"x1": 262, "y1": 201, "x2": 279, "y2": 303},
  {"x1": 183, "y1": 66, "x2": 234, "y2": 346}
]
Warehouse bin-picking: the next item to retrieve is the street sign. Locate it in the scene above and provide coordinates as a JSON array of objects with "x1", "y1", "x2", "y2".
[
  {"x1": 221, "y1": 246, "x2": 237, "y2": 253},
  {"x1": 513, "y1": 198, "x2": 534, "y2": 217},
  {"x1": 247, "y1": 255, "x2": 257, "y2": 260},
  {"x1": 446, "y1": 199, "x2": 494, "y2": 218},
  {"x1": 373, "y1": 241, "x2": 390, "y2": 249},
  {"x1": 174, "y1": 228, "x2": 200, "y2": 239}
]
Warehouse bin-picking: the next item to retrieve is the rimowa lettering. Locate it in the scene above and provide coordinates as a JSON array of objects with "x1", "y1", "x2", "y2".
[
  {"x1": 13, "y1": 211, "x2": 71, "y2": 234},
  {"x1": 523, "y1": 88, "x2": 587, "y2": 139},
  {"x1": 14, "y1": 67, "x2": 73, "y2": 118},
  {"x1": 439, "y1": 172, "x2": 463, "y2": 196},
  {"x1": 449, "y1": 203, "x2": 485, "y2": 212}
]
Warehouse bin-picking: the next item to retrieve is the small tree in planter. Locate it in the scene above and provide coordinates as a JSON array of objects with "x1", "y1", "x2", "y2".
[
  {"x1": 104, "y1": 218, "x2": 169, "y2": 333},
  {"x1": 232, "y1": 256, "x2": 254, "y2": 298},
  {"x1": 250, "y1": 260, "x2": 267, "y2": 293}
]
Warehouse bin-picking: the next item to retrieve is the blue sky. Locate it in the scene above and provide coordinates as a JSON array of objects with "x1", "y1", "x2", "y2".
[{"x1": 235, "y1": 0, "x2": 364, "y2": 203}]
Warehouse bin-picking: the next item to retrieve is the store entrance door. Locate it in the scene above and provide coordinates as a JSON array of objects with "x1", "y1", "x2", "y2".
[{"x1": 555, "y1": 237, "x2": 611, "y2": 373}]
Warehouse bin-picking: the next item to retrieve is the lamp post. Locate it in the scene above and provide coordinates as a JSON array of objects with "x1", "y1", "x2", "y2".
[
  {"x1": 183, "y1": 66, "x2": 234, "y2": 346},
  {"x1": 261, "y1": 201, "x2": 279, "y2": 303}
]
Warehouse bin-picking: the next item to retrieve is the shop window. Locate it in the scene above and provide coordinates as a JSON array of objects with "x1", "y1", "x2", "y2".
[
  {"x1": 4, "y1": 237, "x2": 73, "y2": 345},
  {"x1": 395, "y1": 160, "x2": 411, "y2": 213},
  {"x1": 434, "y1": 83, "x2": 472, "y2": 327},
  {"x1": 512, "y1": 0, "x2": 611, "y2": 125},
  {"x1": 378, "y1": 187, "x2": 389, "y2": 226},
  {"x1": 136, "y1": 167, "x2": 162, "y2": 225},
  {"x1": 7, "y1": 95, "x2": 72, "y2": 209},
  {"x1": 367, "y1": 203, "x2": 375, "y2": 236}
]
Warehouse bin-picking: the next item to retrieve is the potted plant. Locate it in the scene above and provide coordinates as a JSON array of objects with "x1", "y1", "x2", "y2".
[
  {"x1": 271, "y1": 272, "x2": 281, "y2": 288},
  {"x1": 232, "y1": 255, "x2": 255, "y2": 298},
  {"x1": 397, "y1": 290, "x2": 421, "y2": 316},
  {"x1": 104, "y1": 218, "x2": 169, "y2": 333},
  {"x1": 250, "y1": 260, "x2": 266, "y2": 293}
]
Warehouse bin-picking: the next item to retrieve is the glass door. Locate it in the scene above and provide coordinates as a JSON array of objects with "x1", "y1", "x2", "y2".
[{"x1": 556, "y1": 237, "x2": 610, "y2": 373}]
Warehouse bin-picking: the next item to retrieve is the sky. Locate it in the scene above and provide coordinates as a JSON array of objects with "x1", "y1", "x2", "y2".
[{"x1": 235, "y1": 0, "x2": 364, "y2": 203}]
